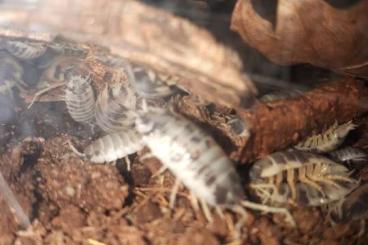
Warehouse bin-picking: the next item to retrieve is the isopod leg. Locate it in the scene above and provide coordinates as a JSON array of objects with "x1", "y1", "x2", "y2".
[
  {"x1": 169, "y1": 179, "x2": 181, "y2": 209},
  {"x1": 189, "y1": 192, "x2": 200, "y2": 212},
  {"x1": 250, "y1": 183, "x2": 278, "y2": 204},
  {"x1": 200, "y1": 198, "x2": 213, "y2": 223},
  {"x1": 326, "y1": 175, "x2": 358, "y2": 184},
  {"x1": 240, "y1": 200, "x2": 296, "y2": 227},
  {"x1": 151, "y1": 166, "x2": 168, "y2": 179},
  {"x1": 286, "y1": 169, "x2": 297, "y2": 201},
  {"x1": 67, "y1": 139, "x2": 85, "y2": 158},
  {"x1": 216, "y1": 206, "x2": 225, "y2": 219},
  {"x1": 139, "y1": 152, "x2": 155, "y2": 161},
  {"x1": 124, "y1": 156, "x2": 131, "y2": 171},
  {"x1": 230, "y1": 206, "x2": 249, "y2": 241},
  {"x1": 299, "y1": 166, "x2": 326, "y2": 196}
]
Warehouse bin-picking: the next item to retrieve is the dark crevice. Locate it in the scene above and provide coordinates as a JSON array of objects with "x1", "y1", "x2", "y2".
[{"x1": 116, "y1": 160, "x2": 135, "y2": 207}]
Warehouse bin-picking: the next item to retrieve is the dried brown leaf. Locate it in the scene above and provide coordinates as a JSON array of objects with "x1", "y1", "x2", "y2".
[{"x1": 231, "y1": 0, "x2": 368, "y2": 78}]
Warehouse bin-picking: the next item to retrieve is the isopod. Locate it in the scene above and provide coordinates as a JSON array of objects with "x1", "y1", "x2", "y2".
[
  {"x1": 2, "y1": 39, "x2": 47, "y2": 60},
  {"x1": 329, "y1": 146, "x2": 367, "y2": 169},
  {"x1": 65, "y1": 68, "x2": 95, "y2": 124},
  {"x1": 249, "y1": 149, "x2": 358, "y2": 207},
  {"x1": 83, "y1": 129, "x2": 144, "y2": 163},
  {"x1": 0, "y1": 51, "x2": 25, "y2": 96},
  {"x1": 95, "y1": 78, "x2": 142, "y2": 133},
  {"x1": 47, "y1": 39, "x2": 89, "y2": 58},
  {"x1": 295, "y1": 121, "x2": 356, "y2": 153},
  {"x1": 135, "y1": 109, "x2": 295, "y2": 225},
  {"x1": 131, "y1": 65, "x2": 179, "y2": 99}
]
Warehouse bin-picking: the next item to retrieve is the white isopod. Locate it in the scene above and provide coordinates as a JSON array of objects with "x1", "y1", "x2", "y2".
[
  {"x1": 83, "y1": 129, "x2": 144, "y2": 163},
  {"x1": 135, "y1": 109, "x2": 294, "y2": 225},
  {"x1": 2, "y1": 39, "x2": 47, "y2": 60},
  {"x1": 65, "y1": 69, "x2": 95, "y2": 124}
]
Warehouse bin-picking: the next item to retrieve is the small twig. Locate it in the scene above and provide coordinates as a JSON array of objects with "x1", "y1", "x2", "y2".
[{"x1": 27, "y1": 82, "x2": 65, "y2": 109}]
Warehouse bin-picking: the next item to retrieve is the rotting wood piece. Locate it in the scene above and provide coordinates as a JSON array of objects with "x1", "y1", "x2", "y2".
[{"x1": 174, "y1": 78, "x2": 368, "y2": 164}]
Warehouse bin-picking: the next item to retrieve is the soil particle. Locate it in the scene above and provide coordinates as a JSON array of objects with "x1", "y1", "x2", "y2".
[{"x1": 178, "y1": 227, "x2": 221, "y2": 245}]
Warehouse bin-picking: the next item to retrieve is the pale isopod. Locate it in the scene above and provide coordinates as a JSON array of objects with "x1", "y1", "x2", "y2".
[
  {"x1": 135, "y1": 109, "x2": 295, "y2": 225},
  {"x1": 295, "y1": 121, "x2": 356, "y2": 153},
  {"x1": 83, "y1": 129, "x2": 144, "y2": 163},
  {"x1": 95, "y1": 79, "x2": 142, "y2": 133},
  {"x1": 65, "y1": 68, "x2": 95, "y2": 124},
  {"x1": 249, "y1": 149, "x2": 358, "y2": 206}
]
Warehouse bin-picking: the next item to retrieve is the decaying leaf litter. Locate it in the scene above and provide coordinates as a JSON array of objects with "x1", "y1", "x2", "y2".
[{"x1": 0, "y1": 0, "x2": 368, "y2": 244}]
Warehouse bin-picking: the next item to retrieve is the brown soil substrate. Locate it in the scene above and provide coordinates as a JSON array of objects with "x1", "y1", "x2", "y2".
[{"x1": 0, "y1": 98, "x2": 367, "y2": 245}]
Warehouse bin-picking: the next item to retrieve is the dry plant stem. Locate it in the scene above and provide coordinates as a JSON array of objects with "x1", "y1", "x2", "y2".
[
  {"x1": 175, "y1": 78, "x2": 368, "y2": 164},
  {"x1": 0, "y1": 170, "x2": 31, "y2": 229}
]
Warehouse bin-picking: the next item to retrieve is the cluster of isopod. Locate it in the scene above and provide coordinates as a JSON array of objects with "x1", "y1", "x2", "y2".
[
  {"x1": 0, "y1": 37, "x2": 90, "y2": 99},
  {"x1": 250, "y1": 117, "x2": 368, "y2": 226},
  {"x1": 13, "y1": 39, "x2": 294, "y2": 225},
  {"x1": 4, "y1": 35, "x2": 368, "y2": 231}
]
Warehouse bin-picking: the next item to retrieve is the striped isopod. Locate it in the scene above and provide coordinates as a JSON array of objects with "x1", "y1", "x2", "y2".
[
  {"x1": 65, "y1": 68, "x2": 95, "y2": 124},
  {"x1": 0, "y1": 51, "x2": 25, "y2": 96},
  {"x1": 135, "y1": 109, "x2": 295, "y2": 224},
  {"x1": 295, "y1": 121, "x2": 357, "y2": 153},
  {"x1": 47, "y1": 39, "x2": 89, "y2": 58},
  {"x1": 249, "y1": 149, "x2": 358, "y2": 207},
  {"x1": 83, "y1": 129, "x2": 144, "y2": 163},
  {"x1": 329, "y1": 146, "x2": 367, "y2": 169},
  {"x1": 2, "y1": 39, "x2": 47, "y2": 60},
  {"x1": 95, "y1": 78, "x2": 143, "y2": 133}
]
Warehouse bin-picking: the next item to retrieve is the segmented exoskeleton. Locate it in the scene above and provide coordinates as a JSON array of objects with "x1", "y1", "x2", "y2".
[
  {"x1": 47, "y1": 40, "x2": 89, "y2": 58},
  {"x1": 295, "y1": 121, "x2": 356, "y2": 153},
  {"x1": 65, "y1": 68, "x2": 95, "y2": 124},
  {"x1": 249, "y1": 149, "x2": 358, "y2": 207},
  {"x1": 83, "y1": 129, "x2": 144, "y2": 163},
  {"x1": 329, "y1": 146, "x2": 367, "y2": 169},
  {"x1": 2, "y1": 39, "x2": 47, "y2": 60},
  {"x1": 0, "y1": 51, "x2": 25, "y2": 96},
  {"x1": 95, "y1": 79, "x2": 143, "y2": 133},
  {"x1": 131, "y1": 65, "x2": 179, "y2": 99},
  {"x1": 135, "y1": 109, "x2": 295, "y2": 225}
]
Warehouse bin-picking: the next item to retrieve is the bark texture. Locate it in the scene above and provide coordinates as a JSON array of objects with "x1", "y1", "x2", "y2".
[{"x1": 175, "y1": 78, "x2": 368, "y2": 164}]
